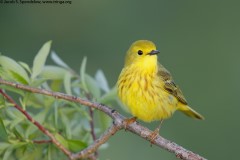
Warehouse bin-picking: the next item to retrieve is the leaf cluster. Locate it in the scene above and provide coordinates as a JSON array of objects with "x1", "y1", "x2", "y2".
[{"x1": 0, "y1": 41, "x2": 118, "y2": 159}]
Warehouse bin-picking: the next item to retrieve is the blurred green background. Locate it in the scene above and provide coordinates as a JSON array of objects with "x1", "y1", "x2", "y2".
[{"x1": 0, "y1": 0, "x2": 239, "y2": 159}]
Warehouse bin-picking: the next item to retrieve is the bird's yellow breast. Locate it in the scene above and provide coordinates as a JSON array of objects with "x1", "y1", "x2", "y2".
[{"x1": 117, "y1": 61, "x2": 178, "y2": 122}]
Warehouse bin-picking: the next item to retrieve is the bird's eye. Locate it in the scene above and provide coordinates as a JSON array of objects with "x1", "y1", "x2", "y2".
[{"x1": 138, "y1": 50, "x2": 143, "y2": 55}]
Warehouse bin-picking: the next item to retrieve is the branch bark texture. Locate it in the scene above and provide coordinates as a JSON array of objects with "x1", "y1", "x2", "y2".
[{"x1": 0, "y1": 78, "x2": 206, "y2": 160}]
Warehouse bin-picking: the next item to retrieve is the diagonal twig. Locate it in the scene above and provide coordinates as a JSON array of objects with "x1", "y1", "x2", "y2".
[
  {"x1": 0, "y1": 89, "x2": 72, "y2": 159},
  {"x1": 0, "y1": 78, "x2": 207, "y2": 160},
  {"x1": 86, "y1": 93, "x2": 98, "y2": 159},
  {"x1": 72, "y1": 123, "x2": 121, "y2": 159}
]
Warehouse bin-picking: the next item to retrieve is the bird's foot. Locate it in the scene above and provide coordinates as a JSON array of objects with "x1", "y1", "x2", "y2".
[
  {"x1": 149, "y1": 120, "x2": 163, "y2": 146},
  {"x1": 148, "y1": 128, "x2": 160, "y2": 146},
  {"x1": 123, "y1": 117, "x2": 137, "y2": 130}
]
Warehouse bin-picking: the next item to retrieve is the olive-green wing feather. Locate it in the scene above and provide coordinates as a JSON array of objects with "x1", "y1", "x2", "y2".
[
  {"x1": 157, "y1": 63, "x2": 188, "y2": 105},
  {"x1": 157, "y1": 63, "x2": 204, "y2": 120}
]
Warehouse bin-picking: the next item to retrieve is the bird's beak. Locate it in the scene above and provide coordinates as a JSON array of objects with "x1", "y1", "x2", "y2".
[{"x1": 148, "y1": 50, "x2": 160, "y2": 55}]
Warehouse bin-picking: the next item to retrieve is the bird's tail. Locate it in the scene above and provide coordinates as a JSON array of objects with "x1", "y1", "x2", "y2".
[{"x1": 178, "y1": 104, "x2": 204, "y2": 120}]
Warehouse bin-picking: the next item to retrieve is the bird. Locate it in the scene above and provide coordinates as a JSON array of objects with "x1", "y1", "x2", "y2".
[{"x1": 117, "y1": 40, "x2": 204, "y2": 140}]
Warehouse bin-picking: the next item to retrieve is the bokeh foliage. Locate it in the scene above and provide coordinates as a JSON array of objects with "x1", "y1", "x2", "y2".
[
  {"x1": 1, "y1": 1, "x2": 240, "y2": 159},
  {"x1": 0, "y1": 41, "x2": 118, "y2": 159}
]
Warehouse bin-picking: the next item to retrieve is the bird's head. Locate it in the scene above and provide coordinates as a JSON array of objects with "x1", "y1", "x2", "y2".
[{"x1": 124, "y1": 40, "x2": 160, "y2": 67}]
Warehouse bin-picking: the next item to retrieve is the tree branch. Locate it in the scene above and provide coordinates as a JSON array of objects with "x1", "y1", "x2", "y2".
[
  {"x1": 0, "y1": 79, "x2": 206, "y2": 160},
  {"x1": 72, "y1": 123, "x2": 121, "y2": 159},
  {"x1": 0, "y1": 89, "x2": 73, "y2": 159}
]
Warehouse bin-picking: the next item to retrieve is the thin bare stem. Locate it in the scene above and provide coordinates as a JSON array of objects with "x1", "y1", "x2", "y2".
[
  {"x1": 33, "y1": 140, "x2": 52, "y2": 144},
  {"x1": 89, "y1": 107, "x2": 97, "y2": 141},
  {"x1": 71, "y1": 123, "x2": 121, "y2": 159},
  {"x1": 0, "y1": 79, "x2": 206, "y2": 160},
  {"x1": 86, "y1": 93, "x2": 98, "y2": 158},
  {"x1": 0, "y1": 89, "x2": 73, "y2": 160}
]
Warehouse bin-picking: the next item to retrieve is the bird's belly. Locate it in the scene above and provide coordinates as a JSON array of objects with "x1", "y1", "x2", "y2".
[{"x1": 118, "y1": 77, "x2": 178, "y2": 122}]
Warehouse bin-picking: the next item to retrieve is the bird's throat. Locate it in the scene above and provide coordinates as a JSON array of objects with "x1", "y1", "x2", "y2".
[{"x1": 134, "y1": 56, "x2": 158, "y2": 74}]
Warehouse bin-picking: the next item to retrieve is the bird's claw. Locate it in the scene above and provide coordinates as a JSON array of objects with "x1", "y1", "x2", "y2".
[{"x1": 148, "y1": 128, "x2": 160, "y2": 146}]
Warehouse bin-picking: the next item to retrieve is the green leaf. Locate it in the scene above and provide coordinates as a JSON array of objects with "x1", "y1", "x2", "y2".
[
  {"x1": 25, "y1": 108, "x2": 48, "y2": 138},
  {"x1": 3, "y1": 145, "x2": 13, "y2": 160},
  {"x1": 53, "y1": 102, "x2": 58, "y2": 128},
  {"x1": 55, "y1": 133, "x2": 69, "y2": 149},
  {"x1": 66, "y1": 139, "x2": 87, "y2": 152},
  {"x1": 0, "y1": 118, "x2": 8, "y2": 141},
  {"x1": 85, "y1": 74, "x2": 101, "y2": 99},
  {"x1": 10, "y1": 70, "x2": 29, "y2": 85},
  {"x1": 31, "y1": 41, "x2": 52, "y2": 80},
  {"x1": 13, "y1": 127, "x2": 24, "y2": 140},
  {"x1": 80, "y1": 57, "x2": 88, "y2": 92},
  {"x1": 40, "y1": 65, "x2": 67, "y2": 80},
  {"x1": 29, "y1": 78, "x2": 47, "y2": 87},
  {"x1": 19, "y1": 61, "x2": 32, "y2": 74},
  {"x1": 0, "y1": 67, "x2": 12, "y2": 81},
  {"x1": 60, "y1": 110, "x2": 72, "y2": 139},
  {"x1": 49, "y1": 81, "x2": 62, "y2": 93},
  {"x1": 0, "y1": 142, "x2": 11, "y2": 152},
  {"x1": 3, "y1": 142, "x2": 27, "y2": 160},
  {"x1": 64, "y1": 72, "x2": 72, "y2": 95},
  {"x1": 0, "y1": 85, "x2": 24, "y2": 97},
  {"x1": 0, "y1": 93, "x2": 6, "y2": 108},
  {"x1": 5, "y1": 108, "x2": 25, "y2": 122},
  {"x1": 0, "y1": 55, "x2": 29, "y2": 84},
  {"x1": 71, "y1": 103, "x2": 91, "y2": 120},
  {"x1": 47, "y1": 145, "x2": 52, "y2": 160},
  {"x1": 95, "y1": 69, "x2": 110, "y2": 92},
  {"x1": 14, "y1": 142, "x2": 35, "y2": 160},
  {"x1": 10, "y1": 118, "x2": 24, "y2": 130},
  {"x1": 5, "y1": 109, "x2": 25, "y2": 129},
  {"x1": 96, "y1": 110, "x2": 111, "y2": 131},
  {"x1": 21, "y1": 92, "x2": 31, "y2": 110},
  {"x1": 51, "y1": 51, "x2": 70, "y2": 69},
  {"x1": 99, "y1": 86, "x2": 117, "y2": 103}
]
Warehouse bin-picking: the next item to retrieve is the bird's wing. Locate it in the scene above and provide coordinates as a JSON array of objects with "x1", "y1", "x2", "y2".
[{"x1": 157, "y1": 63, "x2": 188, "y2": 105}]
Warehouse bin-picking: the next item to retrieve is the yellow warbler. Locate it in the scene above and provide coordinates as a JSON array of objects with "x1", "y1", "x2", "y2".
[{"x1": 117, "y1": 40, "x2": 204, "y2": 134}]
